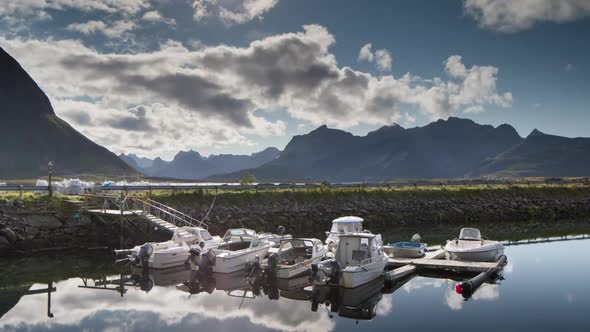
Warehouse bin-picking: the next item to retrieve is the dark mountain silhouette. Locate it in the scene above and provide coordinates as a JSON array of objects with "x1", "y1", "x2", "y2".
[
  {"x1": 209, "y1": 117, "x2": 531, "y2": 181},
  {"x1": 0, "y1": 47, "x2": 134, "y2": 179},
  {"x1": 470, "y1": 129, "x2": 590, "y2": 177},
  {"x1": 119, "y1": 147, "x2": 280, "y2": 180}
]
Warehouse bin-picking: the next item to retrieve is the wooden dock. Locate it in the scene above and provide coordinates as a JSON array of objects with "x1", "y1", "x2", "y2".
[{"x1": 385, "y1": 248, "x2": 505, "y2": 283}]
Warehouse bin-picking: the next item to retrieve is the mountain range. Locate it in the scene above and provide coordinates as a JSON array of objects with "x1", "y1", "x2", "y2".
[
  {"x1": 119, "y1": 147, "x2": 280, "y2": 180},
  {"x1": 0, "y1": 47, "x2": 134, "y2": 179},
  {"x1": 207, "y1": 118, "x2": 590, "y2": 181},
  {"x1": 2, "y1": 46, "x2": 589, "y2": 181}
]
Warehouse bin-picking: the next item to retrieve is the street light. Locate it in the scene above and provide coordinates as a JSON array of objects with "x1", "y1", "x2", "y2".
[{"x1": 48, "y1": 161, "x2": 54, "y2": 197}]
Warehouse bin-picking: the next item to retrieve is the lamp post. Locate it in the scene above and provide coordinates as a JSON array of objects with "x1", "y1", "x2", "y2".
[{"x1": 48, "y1": 161, "x2": 54, "y2": 197}]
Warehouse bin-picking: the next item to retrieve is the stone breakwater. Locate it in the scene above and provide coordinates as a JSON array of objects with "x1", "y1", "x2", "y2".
[
  {"x1": 2, "y1": 186, "x2": 590, "y2": 254},
  {"x1": 155, "y1": 187, "x2": 590, "y2": 239},
  {"x1": 0, "y1": 199, "x2": 169, "y2": 255}
]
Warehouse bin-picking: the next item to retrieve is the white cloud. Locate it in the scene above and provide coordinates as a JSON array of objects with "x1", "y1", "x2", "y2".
[
  {"x1": 445, "y1": 55, "x2": 468, "y2": 78},
  {"x1": 1, "y1": 25, "x2": 512, "y2": 156},
  {"x1": 193, "y1": 0, "x2": 279, "y2": 26},
  {"x1": 358, "y1": 43, "x2": 374, "y2": 62},
  {"x1": 375, "y1": 49, "x2": 392, "y2": 71},
  {"x1": 463, "y1": 105, "x2": 485, "y2": 113},
  {"x1": 0, "y1": 0, "x2": 151, "y2": 19},
  {"x1": 464, "y1": 0, "x2": 590, "y2": 32},
  {"x1": 142, "y1": 10, "x2": 176, "y2": 26},
  {"x1": 358, "y1": 43, "x2": 392, "y2": 72},
  {"x1": 66, "y1": 20, "x2": 137, "y2": 39}
]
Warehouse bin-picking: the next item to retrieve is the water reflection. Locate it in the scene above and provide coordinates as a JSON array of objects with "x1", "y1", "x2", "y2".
[{"x1": 2, "y1": 236, "x2": 590, "y2": 331}]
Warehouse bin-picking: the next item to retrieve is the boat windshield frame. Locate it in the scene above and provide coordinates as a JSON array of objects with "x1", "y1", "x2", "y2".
[{"x1": 459, "y1": 228, "x2": 482, "y2": 241}]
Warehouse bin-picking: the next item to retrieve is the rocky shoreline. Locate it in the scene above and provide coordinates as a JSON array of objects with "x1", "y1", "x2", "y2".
[
  {"x1": 2, "y1": 186, "x2": 590, "y2": 255},
  {"x1": 0, "y1": 198, "x2": 169, "y2": 255}
]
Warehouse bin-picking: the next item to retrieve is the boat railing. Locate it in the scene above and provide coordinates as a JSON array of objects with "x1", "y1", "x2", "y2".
[
  {"x1": 145, "y1": 198, "x2": 207, "y2": 228},
  {"x1": 131, "y1": 197, "x2": 208, "y2": 230}
]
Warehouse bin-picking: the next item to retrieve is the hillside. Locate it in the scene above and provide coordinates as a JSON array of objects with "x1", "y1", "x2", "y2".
[
  {"x1": 209, "y1": 117, "x2": 526, "y2": 181},
  {"x1": 0, "y1": 47, "x2": 135, "y2": 179}
]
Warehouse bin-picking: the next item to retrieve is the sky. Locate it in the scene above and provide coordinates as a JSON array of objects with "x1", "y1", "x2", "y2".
[{"x1": 1, "y1": 0, "x2": 589, "y2": 160}]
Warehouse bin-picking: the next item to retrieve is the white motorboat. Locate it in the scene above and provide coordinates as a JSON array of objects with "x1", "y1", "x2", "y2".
[
  {"x1": 444, "y1": 228, "x2": 504, "y2": 262},
  {"x1": 207, "y1": 228, "x2": 271, "y2": 274},
  {"x1": 325, "y1": 216, "x2": 368, "y2": 252},
  {"x1": 267, "y1": 238, "x2": 329, "y2": 279},
  {"x1": 383, "y1": 234, "x2": 427, "y2": 258},
  {"x1": 115, "y1": 227, "x2": 221, "y2": 269},
  {"x1": 312, "y1": 233, "x2": 388, "y2": 288}
]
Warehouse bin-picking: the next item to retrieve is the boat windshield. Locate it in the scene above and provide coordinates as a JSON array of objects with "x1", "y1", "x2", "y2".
[
  {"x1": 200, "y1": 230, "x2": 213, "y2": 241},
  {"x1": 280, "y1": 239, "x2": 312, "y2": 251},
  {"x1": 459, "y1": 228, "x2": 482, "y2": 240},
  {"x1": 226, "y1": 229, "x2": 256, "y2": 237}
]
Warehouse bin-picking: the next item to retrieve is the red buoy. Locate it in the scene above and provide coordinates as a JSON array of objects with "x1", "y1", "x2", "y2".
[{"x1": 455, "y1": 284, "x2": 463, "y2": 294}]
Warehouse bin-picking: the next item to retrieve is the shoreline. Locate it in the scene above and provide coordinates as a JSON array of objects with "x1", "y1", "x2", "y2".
[{"x1": 2, "y1": 185, "x2": 590, "y2": 255}]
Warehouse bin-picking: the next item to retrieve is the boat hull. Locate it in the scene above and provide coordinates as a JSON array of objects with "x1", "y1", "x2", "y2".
[
  {"x1": 212, "y1": 245, "x2": 270, "y2": 274},
  {"x1": 383, "y1": 242, "x2": 426, "y2": 258},
  {"x1": 444, "y1": 241, "x2": 504, "y2": 262},
  {"x1": 150, "y1": 249, "x2": 190, "y2": 269},
  {"x1": 339, "y1": 256, "x2": 388, "y2": 288}
]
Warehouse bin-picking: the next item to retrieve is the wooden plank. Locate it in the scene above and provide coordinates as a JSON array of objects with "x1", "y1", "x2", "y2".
[
  {"x1": 86, "y1": 209, "x2": 143, "y2": 216},
  {"x1": 384, "y1": 265, "x2": 416, "y2": 282},
  {"x1": 387, "y1": 256, "x2": 498, "y2": 273}
]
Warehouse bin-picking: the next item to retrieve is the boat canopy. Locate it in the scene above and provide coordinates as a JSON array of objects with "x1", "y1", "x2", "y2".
[
  {"x1": 332, "y1": 216, "x2": 364, "y2": 224},
  {"x1": 459, "y1": 228, "x2": 482, "y2": 241},
  {"x1": 329, "y1": 216, "x2": 364, "y2": 234}
]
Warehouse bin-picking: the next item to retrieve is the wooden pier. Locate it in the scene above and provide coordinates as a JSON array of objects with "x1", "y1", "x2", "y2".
[{"x1": 385, "y1": 248, "x2": 506, "y2": 283}]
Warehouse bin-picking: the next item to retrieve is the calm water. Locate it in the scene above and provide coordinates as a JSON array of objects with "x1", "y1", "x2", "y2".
[{"x1": 1, "y1": 236, "x2": 590, "y2": 331}]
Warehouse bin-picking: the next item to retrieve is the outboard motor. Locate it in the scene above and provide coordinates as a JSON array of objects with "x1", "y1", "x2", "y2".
[
  {"x1": 411, "y1": 233, "x2": 422, "y2": 243},
  {"x1": 276, "y1": 225, "x2": 286, "y2": 235},
  {"x1": 196, "y1": 249, "x2": 215, "y2": 274},
  {"x1": 328, "y1": 260, "x2": 342, "y2": 284},
  {"x1": 266, "y1": 252, "x2": 279, "y2": 277},
  {"x1": 135, "y1": 243, "x2": 153, "y2": 267}
]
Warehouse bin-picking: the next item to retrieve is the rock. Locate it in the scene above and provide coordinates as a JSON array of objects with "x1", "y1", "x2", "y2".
[
  {"x1": 0, "y1": 236, "x2": 11, "y2": 250},
  {"x1": 0, "y1": 227, "x2": 17, "y2": 243},
  {"x1": 25, "y1": 215, "x2": 62, "y2": 230}
]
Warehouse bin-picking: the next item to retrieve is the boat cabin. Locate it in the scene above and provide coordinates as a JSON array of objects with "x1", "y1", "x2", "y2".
[
  {"x1": 459, "y1": 228, "x2": 482, "y2": 241},
  {"x1": 277, "y1": 238, "x2": 325, "y2": 265},
  {"x1": 335, "y1": 234, "x2": 382, "y2": 267}
]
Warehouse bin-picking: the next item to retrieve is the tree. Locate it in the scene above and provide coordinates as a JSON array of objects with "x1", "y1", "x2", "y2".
[{"x1": 240, "y1": 172, "x2": 256, "y2": 185}]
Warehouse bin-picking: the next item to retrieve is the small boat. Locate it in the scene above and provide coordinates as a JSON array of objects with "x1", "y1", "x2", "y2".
[
  {"x1": 115, "y1": 227, "x2": 221, "y2": 269},
  {"x1": 444, "y1": 228, "x2": 504, "y2": 262},
  {"x1": 325, "y1": 216, "x2": 367, "y2": 251},
  {"x1": 383, "y1": 242, "x2": 427, "y2": 258},
  {"x1": 207, "y1": 228, "x2": 271, "y2": 274},
  {"x1": 266, "y1": 238, "x2": 329, "y2": 279},
  {"x1": 312, "y1": 233, "x2": 388, "y2": 288}
]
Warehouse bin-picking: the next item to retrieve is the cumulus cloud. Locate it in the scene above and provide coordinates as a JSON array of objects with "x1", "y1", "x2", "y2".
[
  {"x1": 0, "y1": 0, "x2": 151, "y2": 19},
  {"x1": 358, "y1": 43, "x2": 374, "y2": 62},
  {"x1": 142, "y1": 10, "x2": 176, "y2": 26},
  {"x1": 1, "y1": 25, "x2": 511, "y2": 156},
  {"x1": 464, "y1": 0, "x2": 590, "y2": 32},
  {"x1": 193, "y1": 0, "x2": 279, "y2": 26},
  {"x1": 375, "y1": 49, "x2": 392, "y2": 71},
  {"x1": 357, "y1": 43, "x2": 393, "y2": 72},
  {"x1": 66, "y1": 20, "x2": 137, "y2": 39}
]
